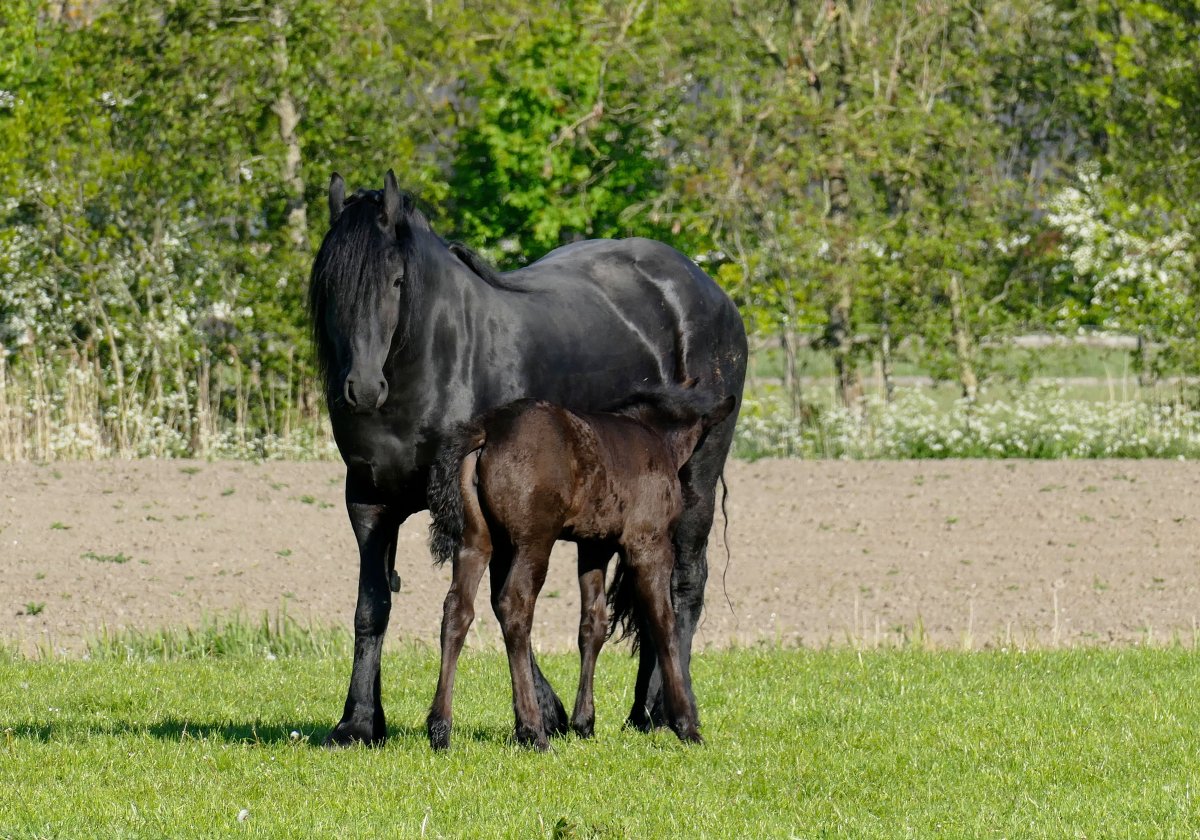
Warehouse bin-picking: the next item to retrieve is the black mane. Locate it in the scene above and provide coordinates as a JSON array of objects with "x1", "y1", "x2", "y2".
[{"x1": 447, "y1": 241, "x2": 528, "y2": 291}]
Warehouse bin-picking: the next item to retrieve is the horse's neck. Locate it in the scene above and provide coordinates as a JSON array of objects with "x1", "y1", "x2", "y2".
[{"x1": 389, "y1": 245, "x2": 500, "y2": 389}]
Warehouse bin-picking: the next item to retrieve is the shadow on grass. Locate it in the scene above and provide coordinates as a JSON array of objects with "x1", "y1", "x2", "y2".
[{"x1": 6, "y1": 719, "x2": 515, "y2": 748}]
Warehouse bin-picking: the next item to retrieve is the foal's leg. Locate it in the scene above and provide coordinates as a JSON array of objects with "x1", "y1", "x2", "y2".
[
  {"x1": 572, "y1": 541, "x2": 613, "y2": 738},
  {"x1": 630, "y1": 444, "x2": 728, "y2": 732},
  {"x1": 489, "y1": 544, "x2": 568, "y2": 738},
  {"x1": 496, "y1": 539, "x2": 554, "y2": 750},
  {"x1": 428, "y1": 467, "x2": 492, "y2": 751},
  {"x1": 627, "y1": 537, "x2": 702, "y2": 744}
]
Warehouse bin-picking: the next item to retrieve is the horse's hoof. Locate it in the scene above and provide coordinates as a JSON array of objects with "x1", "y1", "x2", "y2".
[
  {"x1": 624, "y1": 710, "x2": 654, "y2": 733},
  {"x1": 323, "y1": 719, "x2": 385, "y2": 748},
  {"x1": 427, "y1": 718, "x2": 451, "y2": 751},
  {"x1": 672, "y1": 722, "x2": 704, "y2": 745},
  {"x1": 571, "y1": 718, "x2": 595, "y2": 739}
]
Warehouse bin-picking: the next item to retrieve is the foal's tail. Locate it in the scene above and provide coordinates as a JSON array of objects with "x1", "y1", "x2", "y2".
[{"x1": 427, "y1": 421, "x2": 486, "y2": 566}]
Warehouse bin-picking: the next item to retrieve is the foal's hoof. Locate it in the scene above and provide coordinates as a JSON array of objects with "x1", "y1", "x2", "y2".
[
  {"x1": 323, "y1": 719, "x2": 385, "y2": 748},
  {"x1": 672, "y1": 722, "x2": 704, "y2": 745},
  {"x1": 514, "y1": 725, "x2": 550, "y2": 752},
  {"x1": 427, "y1": 717, "x2": 452, "y2": 751},
  {"x1": 570, "y1": 718, "x2": 595, "y2": 739}
]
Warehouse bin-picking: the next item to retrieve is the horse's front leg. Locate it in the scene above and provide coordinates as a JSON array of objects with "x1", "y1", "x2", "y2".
[{"x1": 325, "y1": 483, "x2": 403, "y2": 747}]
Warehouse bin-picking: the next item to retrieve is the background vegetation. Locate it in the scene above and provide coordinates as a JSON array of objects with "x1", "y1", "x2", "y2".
[{"x1": 2, "y1": 0, "x2": 1198, "y2": 459}]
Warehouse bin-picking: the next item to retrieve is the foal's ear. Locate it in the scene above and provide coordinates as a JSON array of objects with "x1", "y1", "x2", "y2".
[
  {"x1": 703, "y1": 395, "x2": 737, "y2": 429},
  {"x1": 328, "y1": 173, "x2": 345, "y2": 226},
  {"x1": 383, "y1": 169, "x2": 403, "y2": 229}
]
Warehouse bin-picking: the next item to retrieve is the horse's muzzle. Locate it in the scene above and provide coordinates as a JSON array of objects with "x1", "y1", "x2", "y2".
[{"x1": 344, "y1": 375, "x2": 389, "y2": 413}]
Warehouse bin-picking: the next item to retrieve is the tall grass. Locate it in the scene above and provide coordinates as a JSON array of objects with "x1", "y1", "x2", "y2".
[
  {"x1": 85, "y1": 611, "x2": 351, "y2": 661},
  {"x1": 5, "y1": 344, "x2": 1200, "y2": 462},
  {"x1": 0, "y1": 346, "x2": 335, "y2": 460}
]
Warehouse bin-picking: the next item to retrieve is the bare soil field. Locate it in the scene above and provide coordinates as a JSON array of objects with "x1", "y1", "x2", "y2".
[{"x1": 2, "y1": 459, "x2": 1197, "y2": 654}]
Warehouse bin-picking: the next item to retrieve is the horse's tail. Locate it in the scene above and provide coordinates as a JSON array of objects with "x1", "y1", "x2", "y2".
[
  {"x1": 427, "y1": 421, "x2": 487, "y2": 566},
  {"x1": 606, "y1": 561, "x2": 641, "y2": 652},
  {"x1": 718, "y1": 471, "x2": 736, "y2": 625}
]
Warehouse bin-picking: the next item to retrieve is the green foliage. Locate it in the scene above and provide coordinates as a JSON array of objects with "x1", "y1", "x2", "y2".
[
  {"x1": 445, "y1": 8, "x2": 667, "y2": 263},
  {"x1": 1, "y1": 0, "x2": 1198, "y2": 458}
]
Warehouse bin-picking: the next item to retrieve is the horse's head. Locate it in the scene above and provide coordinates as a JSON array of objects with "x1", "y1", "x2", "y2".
[{"x1": 309, "y1": 170, "x2": 430, "y2": 414}]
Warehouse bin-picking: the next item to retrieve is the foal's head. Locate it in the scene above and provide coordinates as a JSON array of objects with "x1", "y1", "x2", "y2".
[
  {"x1": 613, "y1": 387, "x2": 737, "y2": 470},
  {"x1": 308, "y1": 170, "x2": 432, "y2": 414}
]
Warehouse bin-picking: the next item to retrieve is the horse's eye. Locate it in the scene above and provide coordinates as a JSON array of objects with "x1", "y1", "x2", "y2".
[{"x1": 392, "y1": 275, "x2": 403, "y2": 288}]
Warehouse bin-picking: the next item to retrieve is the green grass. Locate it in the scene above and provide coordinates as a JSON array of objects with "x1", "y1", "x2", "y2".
[{"x1": 4, "y1": 643, "x2": 1200, "y2": 837}]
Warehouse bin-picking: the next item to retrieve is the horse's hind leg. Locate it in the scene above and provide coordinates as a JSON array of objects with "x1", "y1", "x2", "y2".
[
  {"x1": 627, "y1": 537, "x2": 702, "y2": 744},
  {"x1": 496, "y1": 539, "x2": 554, "y2": 750},
  {"x1": 572, "y1": 541, "x2": 613, "y2": 738},
  {"x1": 629, "y1": 425, "x2": 732, "y2": 732},
  {"x1": 489, "y1": 544, "x2": 568, "y2": 738},
  {"x1": 428, "y1": 462, "x2": 491, "y2": 751}
]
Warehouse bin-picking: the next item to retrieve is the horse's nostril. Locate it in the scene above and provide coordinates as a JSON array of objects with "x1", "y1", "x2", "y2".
[
  {"x1": 344, "y1": 377, "x2": 358, "y2": 406},
  {"x1": 375, "y1": 380, "x2": 389, "y2": 408}
]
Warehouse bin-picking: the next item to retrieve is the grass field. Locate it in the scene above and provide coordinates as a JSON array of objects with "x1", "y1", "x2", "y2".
[{"x1": 4, "y1": 640, "x2": 1200, "y2": 838}]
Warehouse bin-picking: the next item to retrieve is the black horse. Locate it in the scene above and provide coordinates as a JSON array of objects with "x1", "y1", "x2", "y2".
[{"x1": 309, "y1": 170, "x2": 747, "y2": 746}]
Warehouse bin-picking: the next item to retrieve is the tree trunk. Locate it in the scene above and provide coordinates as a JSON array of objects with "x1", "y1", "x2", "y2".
[
  {"x1": 825, "y1": 5, "x2": 862, "y2": 410},
  {"x1": 947, "y1": 272, "x2": 978, "y2": 401},
  {"x1": 270, "y1": 4, "x2": 308, "y2": 254},
  {"x1": 1136, "y1": 331, "x2": 1153, "y2": 388},
  {"x1": 826, "y1": 159, "x2": 862, "y2": 409},
  {"x1": 880, "y1": 287, "x2": 895, "y2": 403},
  {"x1": 780, "y1": 329, "x2": 803, "y2": 418}
]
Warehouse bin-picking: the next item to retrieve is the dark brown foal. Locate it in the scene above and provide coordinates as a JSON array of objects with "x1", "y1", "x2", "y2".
[{"x1": 426, "y1": 390, "x2": 735, "y2": 750}]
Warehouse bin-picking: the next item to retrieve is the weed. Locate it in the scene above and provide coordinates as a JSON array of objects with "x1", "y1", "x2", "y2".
[{"x1": 82, "y1": 550, "x2": 131, "y2": 564}]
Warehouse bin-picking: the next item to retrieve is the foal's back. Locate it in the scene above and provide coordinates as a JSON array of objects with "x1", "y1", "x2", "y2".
[{"x1": 476, "y1": 400, "x2": 684, "y2": 547}]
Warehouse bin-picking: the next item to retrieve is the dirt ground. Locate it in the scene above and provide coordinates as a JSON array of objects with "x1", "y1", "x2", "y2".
[{"x1": 2, "y1": 459, "x2": 1198, "y2": 655}]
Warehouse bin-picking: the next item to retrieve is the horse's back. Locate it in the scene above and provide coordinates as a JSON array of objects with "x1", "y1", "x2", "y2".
[
  {"x1": 515, "y1": 238, "x2": 722, "y2": 307},
  {"x1": 500, "y1": 238, "x2": 746, "y2": 393}
]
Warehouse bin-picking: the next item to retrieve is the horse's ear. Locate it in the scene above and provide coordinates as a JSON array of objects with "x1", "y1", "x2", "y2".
[
  {"x1": 383, "y1": 169, "x2": 402, "y2": 229},
  {"x1": 703, "y1": 395, "x2": 736, "y2": 429},
  {"x1": 328, "y1": 173, "x2": 345, "y2": 226}
]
